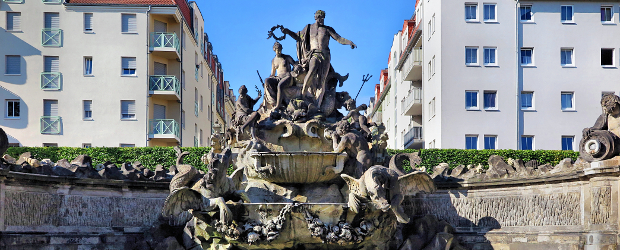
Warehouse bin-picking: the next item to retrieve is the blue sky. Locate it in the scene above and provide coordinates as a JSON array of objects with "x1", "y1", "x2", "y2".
[{"x1": 198, "y1": 0, "x2": 415, "y2": 105}]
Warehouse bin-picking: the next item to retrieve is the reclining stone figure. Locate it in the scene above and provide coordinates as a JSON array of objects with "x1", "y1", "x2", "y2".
[{"x1": 580, "y1": 93, "x2": 620, "y2": 162}]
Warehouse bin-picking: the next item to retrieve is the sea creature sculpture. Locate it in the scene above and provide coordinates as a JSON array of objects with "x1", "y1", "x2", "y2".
[{"x1": 341, "y1": 165, "x2": 435, "y2": 224}]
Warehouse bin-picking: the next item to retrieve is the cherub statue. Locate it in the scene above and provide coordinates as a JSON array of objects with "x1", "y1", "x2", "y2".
[
  {"x1": 341, "y1": 165, "x2": 435, "y2": 224},
  {"x1": 234, "y1": 85, "x2": 262, "y2": 140},
  {"x1": 263, "y1": 41, "x2": 297, "y2": 112},
  {"x1": 580, "y1": 93, "x2": 620, "y2": 161},
  {"x1": 328, "y1": 121, "x2": 371, "y2": 178}
]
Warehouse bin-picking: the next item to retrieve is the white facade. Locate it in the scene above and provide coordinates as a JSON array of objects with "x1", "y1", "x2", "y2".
[
  {"x1": 0, "y1": 0, "x2": 218, "y2": 147},
  {"x1": 371, "y1": 0, "x2": 620, "y2": 150}
]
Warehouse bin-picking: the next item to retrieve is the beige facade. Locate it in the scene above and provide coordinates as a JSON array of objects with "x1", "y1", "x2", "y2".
[{"x1": 0, "y1": 1, "x2": 218, "y2": 147}]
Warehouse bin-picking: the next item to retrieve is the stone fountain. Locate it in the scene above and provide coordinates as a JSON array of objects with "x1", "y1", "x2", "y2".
[{"x1": 150, "y1": 10, "x2": 461, "y2": 250}]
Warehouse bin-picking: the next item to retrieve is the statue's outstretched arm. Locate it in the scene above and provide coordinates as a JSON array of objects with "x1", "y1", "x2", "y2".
[
  {"x1": 327, "y1": 27, "x2": 356, "y2": 49},
  {"x1": 281, "y1": 27, "x2": 301, "y2": 41}
]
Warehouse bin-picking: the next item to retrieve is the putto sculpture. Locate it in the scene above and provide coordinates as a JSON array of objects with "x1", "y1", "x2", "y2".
[{"x1": 154, "y1": 10, "x2": 448, "y2": 250}]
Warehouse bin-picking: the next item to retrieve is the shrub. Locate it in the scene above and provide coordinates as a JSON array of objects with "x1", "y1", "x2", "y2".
[
  {"x1": 387, "y1": 149, "x2": 579, "y2": 172},
  {"x1": 5, "y1": 147, "x2": 212, "y2": 171}
]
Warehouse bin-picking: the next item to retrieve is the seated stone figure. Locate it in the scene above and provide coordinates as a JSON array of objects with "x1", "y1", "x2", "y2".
[
  {"x1": 263, "y1": 42, "x2": 298, "y2": 113},
  {"x1": 233, "y1": 85, "x2": 262, "y2": 139},
  {"x1": 328, "y1": 121, "x2": 371, "y2": 178},
  {"x1": 580, "y1": 93, "x2": 620, "y2": 162},
  {"x1": 342, "y1": 99, "x2": 373, "y2": 140}
]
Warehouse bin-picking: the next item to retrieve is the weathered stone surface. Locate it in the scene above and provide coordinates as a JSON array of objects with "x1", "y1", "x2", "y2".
[
  {"x1": 525, "y1": 160, "x2": 539, "y2": 168},
  {"x1": 550, "y1": 158, "x2": 573, "y2": 174},
  {"x1": 121, "y1": 162, "x2": 145, "y2": 181},
  {"x1": 450, "y1": 165, "x2": 466, "y2": 178},
  {"x1": 94, "y1": 164, "x2": 105, "y2": 171},
  {"x1": 16, "y1": 152, "x2": 31, "y2": 165},
  {"x1": 71, "y1": 155, "x2": 92, "y2": 168},
  {"x1": 513, "y1": 159, "x2": 526, "y2": 173},
  {"x1": 98, "y1": 165, "x2": 126, "y2": 180},
  {"x1": 75, "y1": 166, "x2": 102, "y2": 179},
  {"x1": 133, "y1": 161, "x2": 146, "y2": 172},
  {"x1": 35, "y1": 164, "x2": 54, "y2": 175},
  {"x1": 245, "y1": 179, "x2": 299, "y2": 203},
  {"x1": 537, "y1": 164, "x2": 552, "y2": 174},
  {"x1": 53, "y1": 159, "x2": 76, "y2": 176},
  {"x1": 432, "y1": 163, "x2": 450, "y2": 180},
  {"x1": 487, "y1": 155, "x2": 515, "y2": 178},
  {"x1": 591, "y1": 186, "x2": 611, "y2": 224},
  {"x1": 152, "y1": 165, "x2": 169, "y2": 182},
  {"x1": 3, "y1": 154, "x2": 16, "y2": 164},
  {"x1": 299, "y1": 184, "x2": 343, "y2": 203},
  {"x1": 422, "y1": 232, "x2": 454, "y2": 250}
]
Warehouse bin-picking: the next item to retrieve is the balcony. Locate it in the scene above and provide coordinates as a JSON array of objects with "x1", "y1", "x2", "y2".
[
  {"x1": 401, "y1": 87, "x2": 422, "y2": 116},
  {"x1": 41, "y1": 116, "x2": 61, "y2": 134},
  {"x1": 149, "y1": 32, "x2": 180, "y2": 59},
  {"x1": 402, "y1": 48, "x2": 422, "y2": 82},
  {"x1": 149, "y1": 75, "x2": 180, "y2": 100},
  {"x1": 41, "y1": 72, "x2": 61, "y2": 90},
  {"x1": 149, "y1": 119, "x2": 180, "y2": 142},
  {"x1": 42, "y1": 29, "x2": 62, "y2": 47},
  {"x1": 404, "y1": 126, "x2": 423, "y2": 149}
]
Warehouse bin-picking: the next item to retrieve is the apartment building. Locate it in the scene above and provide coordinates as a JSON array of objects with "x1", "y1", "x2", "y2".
[
  {"x1": 0, "y1": 0, "x2": 224, "y2": 147},
  {"x1": 371, "y1": 0, "x2": 620, "y2": 150}
]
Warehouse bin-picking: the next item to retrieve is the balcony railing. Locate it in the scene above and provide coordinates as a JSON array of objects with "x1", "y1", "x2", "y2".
[
  {"x1": 195, "y1": 102, "x2": 199, "y2": 117},
  {"x1": 194, "y1": 136, "x2": 199, "y2": 147},
  {"x1": 42, "y1": 29, "x2": 62, "y2": 47},
  {"x1": 149, "y1": 75, "x2": 180, "y2": 96},
  {"x1": 150, "y1": 32, "x2": 180, "y2": 54},
  {"x1": 401, "y1": 87, "x2": 422, "y2": 113},
  {"x1": 42, "y1": 0, "x2": 61, "y2": 3},
  {"x1": 404, "y1": 126, "x2": 423, "y2": 147},
  {"x1": 41, "y1": 116, "x2": 61, "y2": 134},
  {"x1": 402, "y1": 48, "x2": 422, "y2": 81},
  {"x1": 149, "y1": 119, "x2": 180, "y2": 138},
  {"x1": 41, "y1": 72, "x2": 61, "y2": 90}
]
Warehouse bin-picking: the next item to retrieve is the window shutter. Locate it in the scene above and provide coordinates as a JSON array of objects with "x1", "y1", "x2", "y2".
[
  {"x1": 5, "y1": 56, "x2": 20, "y2": 74},
  {"x1": 44, "y1": 100, "x2": 58, "y2": 116},
  {"x1": 44, "y1": 56, "x2": 59, "y2": 72},
  {"x1": 123, "y1": 101, "x2": 136, "y2": 115},
  {"x1": 122, "y1": 57, "x2": 136, "y2": 69},
  {"x1": 84, "y1": 13, "x2": 93, "y2": 31},
  {"x1": 84, "y1": 100, "x2": 92, "y2": 111},
  {"x1": 45, "y1": 13, "x2": 60, "y2": 29},
  {"x1": 7, "y1": 13, "x2": 21, "y2": 31},
  {"x1": 122, "y1": 14, "x2": 137, "y2": 33}
]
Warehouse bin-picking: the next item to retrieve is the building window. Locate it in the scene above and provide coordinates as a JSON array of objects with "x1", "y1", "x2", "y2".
[
  {"x1": 484, "y1": 135, "x2": 497, "y2": 149},
  {"x1": 182, "y1": 70, "x2": 186, "y2": 89},
  {"x1": 483, "y1": 91, "x2": 497, "y2": 110},
  {"x1": 121, "y1": 14, "x2": 137, "y2": 33},
  {"x1": 429, "y1": 140, "x2": 435, "y2": 149},
  {"x1": 561, "y1": 6, "x2": 573, "y2": 23},
  {"x1": 432, "y1": 14, "x2": 436, "y2": 34},
  {"x1": 5, "y1": 55, "x2": 20, "y2": 75},
  {"x1": 429, "y1": 97, "x2": 436, "y2": 118},
  {"x1": 84, "y1": 13, "x2": 93, "y2": 32},
  {"x1": 601, "y1": 6, "x2": 613, "y2": 23},
  {"x1": 200, "y1": 95, "x2": 204, "y2": 111},
  {"x1": 6, "y1": 12, "x2": 21, "y2": 32},
  {"x1": 465, "y1": 91, "x2": 478, "y2": 110},
  {"x1": 428, "y1": 60, "x2": 432, "y2": 79},
  {"x1": 561, "y1": 92, "x2": 574, "y2": 111},
  {"x1": 521, "y1": 136, "x2": 534, "y2": 150},
  {"x1": 465, "y1": 3, "x2": 478, "y2": 21},
  {"x1": 483, "y1": 4, "x2": 496, "y2": 22},
  {"x1": 200, "y1": 129, "x2": 203, "y2": 146},
  {"x1": 427, "y1": 20, "x2": 431, "y2": 39},
  {"x1": 520, "y1": 5, "x2": 533, "y2": 21},
  {"x1": 520, "y1": 48, "x2": 533, "y2": 66},
  {"x1": 561, "y1": 48, "x2": 573, "y2": 66},
  {"x1": 562, "y1": 136, "x2": 574, "y2": 151},
  {"x1": 82, "y1": 143, "x2": 92, "y2": 148},
  {"x1": 465, "y1": 47, "x2": 478, "y2": 66},
  {"x1": 6, "y1": 99, "x2": 20, "y2": 118},
  {"x1": 121, "y1": 100, "x2": 136, "y2": 120},
  {"x1": 601, "y1": 48, "x2": 614, "y2": 67},
  {"x1": 484, "y1": 47, "x2": 496, "y2": 66},
  {"x1": 466, "y1": 135, "x2": 478, "y2": 149},
  {"x1": 84, "y1": 57, "x2": 93, "y2": 75},
  {"x1": 521, "y1": 91, "x2": 534, "y2": 110},
  {"x1": 120, "y1": 144, "x2": 135, "y2": 147},
  {"x1": 432, "y1": 56, "x2": 436, "y2": 75},
  {"x1": 83, "y1": 100, "x2": 92, "y2": 120},
  {"x1": 121, "y1": 57, "x2": 136, "y2": 75},
  {"x1": 43, "y1": 143, "x2": 58, "y2": 147}
]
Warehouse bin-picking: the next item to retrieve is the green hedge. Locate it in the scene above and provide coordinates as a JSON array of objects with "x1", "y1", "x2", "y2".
[
  {"x1": 4, "y1": 147, "x2": 579, "y2": 174},
  {"x1": 5, "y1": 147, "x2": 212, "y2": 171},
  {"x1": 388, "y1": 149, "x2": 580, "y2": 172}
]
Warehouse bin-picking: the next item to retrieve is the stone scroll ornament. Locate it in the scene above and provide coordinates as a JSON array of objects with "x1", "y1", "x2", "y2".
[{"x1": 579, "y1": 93, "x2": 620, "y2": 162}]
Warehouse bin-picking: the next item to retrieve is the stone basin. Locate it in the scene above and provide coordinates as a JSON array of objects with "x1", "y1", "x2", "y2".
[{"x1": 246, "y1": 152, "x2": 348, "y2": 184}]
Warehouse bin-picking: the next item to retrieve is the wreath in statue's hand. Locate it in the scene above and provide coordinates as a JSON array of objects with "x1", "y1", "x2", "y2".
[{"x1": 267, "y1": 25, "x2": 287, "y2": 41}]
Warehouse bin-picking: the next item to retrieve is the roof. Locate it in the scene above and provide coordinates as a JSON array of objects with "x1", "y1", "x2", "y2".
[{"x1": 66, "y1": 0, "x2": 175, "y2": 5}]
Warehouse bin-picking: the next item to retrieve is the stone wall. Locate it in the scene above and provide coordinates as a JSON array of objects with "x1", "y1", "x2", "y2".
[
  {"x1": 0, "y1": 169, "x2": 169, "y2": 249},
  {"x1": 407, "y1": 163, "x2": 620, "y2": 250}
]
